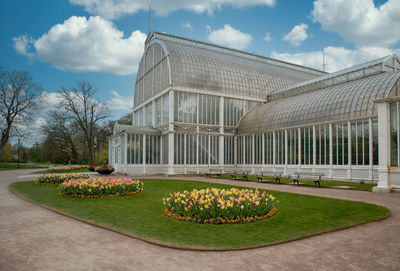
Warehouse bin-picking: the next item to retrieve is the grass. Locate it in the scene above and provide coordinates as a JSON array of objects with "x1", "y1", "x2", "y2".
[
  {"x1": 11, "y1": 179, "x2": 389, "y2": 250},
  {"x1": 217, "y1": 174, "x2": 376, "y2": 191},
  {"x1": 0, "y1": 162, "x2": 52, "y2": 171}
]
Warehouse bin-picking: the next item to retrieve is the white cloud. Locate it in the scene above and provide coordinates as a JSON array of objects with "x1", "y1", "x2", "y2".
[
  {"x1": 271, "y1": 46, "x2": 400, "y2": 73},
  {"x1": 182, "y1": 22, "x2": 193, "y2": 30},
  {"x1": 107, "y1": 90, "x2": 133, "y2": 111},
  {"x1": 38, "y1": 92, "x2": 63, "y2": 115},
  {"x1": 69, "y1": 0, "x2": 276, "y2": 19},
  {"x1": 312, "y1": 0, "x2": 400, "y2": 47},
  {"x1": 13, "y1": 16, "x2": 146, "y2": 75},
  {"x1": 283, "y1": 23, "x2": 308, "y2": 46},
  {"x1": 264, "y1": 32, "x2": 272, "y2": 42},
  {"x1": 207, "y1": 24, "x2": 253, "y2": 50},
  {"x1": 12, "y1": 34, "x2": 34, "y2": 58}
]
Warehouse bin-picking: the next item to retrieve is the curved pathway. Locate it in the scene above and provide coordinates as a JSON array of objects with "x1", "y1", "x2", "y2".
[{"x1": 1, "y1": 169, "x2": 399, "y2": 271}]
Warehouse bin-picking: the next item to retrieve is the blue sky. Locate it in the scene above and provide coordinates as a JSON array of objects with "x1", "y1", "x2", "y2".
[{"x1": 1, "y1": 0, "x2": 399, "y2": 145}]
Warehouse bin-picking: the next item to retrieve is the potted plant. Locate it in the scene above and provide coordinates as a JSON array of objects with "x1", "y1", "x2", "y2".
[
  {"x1": 87, "y1": 164, "x2": 99, "y2": 172},
  {"x1": 95, "y1": 164, "x2": 115, "y2": 175}
]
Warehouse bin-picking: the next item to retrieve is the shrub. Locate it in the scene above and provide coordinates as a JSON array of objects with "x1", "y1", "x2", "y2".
[
  {"x1": 35, "y1": 174, "x2": 90, "y2": 185},
  {"x1": 59, "y1": 177, "x2": 143, "y2": 198},
  {"x1": 163, "y1": 187, "x2": 277, "y2": 224}
]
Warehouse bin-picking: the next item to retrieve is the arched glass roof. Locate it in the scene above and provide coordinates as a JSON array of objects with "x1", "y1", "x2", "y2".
[
  {"x1": 237, "y1": 71, "x2": 400, "y2": 134},
  {"x1": 144, "y1": 32, "x2": 325, "y2": 100}
]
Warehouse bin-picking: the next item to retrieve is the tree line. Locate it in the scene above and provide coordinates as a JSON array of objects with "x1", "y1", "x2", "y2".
[{"x1": 0, "y1": 68, "x2": 131, "y2": 164}]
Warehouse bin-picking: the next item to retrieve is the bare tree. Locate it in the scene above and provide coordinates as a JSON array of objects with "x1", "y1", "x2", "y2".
[
  {"x1": 43, "y1": 109, "x2": 80, "y2": 163},
  {"x1": 0, "y1": 70, "x2": 41, "y2": 159},
  {"x1": 59, "y1": 81, "x2": 111, "y2": 164}
]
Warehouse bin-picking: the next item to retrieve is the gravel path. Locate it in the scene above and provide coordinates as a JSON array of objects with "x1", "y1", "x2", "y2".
[{"x1": 1, "y1": 170, "x2": 399, "y2": 271}]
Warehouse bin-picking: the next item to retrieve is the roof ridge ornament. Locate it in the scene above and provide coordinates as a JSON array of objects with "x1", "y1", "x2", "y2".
[{"x1": 148, "y1": 4, "x2": 151, "y2": 34}]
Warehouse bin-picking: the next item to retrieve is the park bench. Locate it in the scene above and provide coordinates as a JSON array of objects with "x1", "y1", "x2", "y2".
[
  {"x1": 290, "y1": 172, "x2": 325, "y2": 187},
  {"x1": 206, "y1": 168, "x2": 223, "y2": 178},
  {"x1": 229, "y1": 171, "x2": 250, "y2": 181},
  {"x1": 256, "y1": 171, "x2": 283, "y2": 184}
]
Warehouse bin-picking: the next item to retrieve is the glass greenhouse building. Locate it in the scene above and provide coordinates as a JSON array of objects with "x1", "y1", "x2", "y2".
[{"x1": 109, "y1": 32, "x2": 400, "y2": 192}]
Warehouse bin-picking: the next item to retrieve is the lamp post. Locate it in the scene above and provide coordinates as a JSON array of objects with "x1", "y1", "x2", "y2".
[{"x1": 17, "y1": 138, "x2": 21, "y2": 169}]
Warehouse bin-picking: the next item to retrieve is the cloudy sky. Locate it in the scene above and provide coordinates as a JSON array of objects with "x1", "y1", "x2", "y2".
[{"x1": 1, "y1": 0, "x2": 400, "y2": 144}]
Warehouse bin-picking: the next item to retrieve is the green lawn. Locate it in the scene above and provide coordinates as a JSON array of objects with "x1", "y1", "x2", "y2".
[
  {"x1": 0, "y1": 162, "x2": 52, "y2": 171},
  {"x1": 11, "y1": 179, "x2": 389, "y2": 250},
  {"x1": 217, "y1": 174, "x2": 376, "y2": 191}
]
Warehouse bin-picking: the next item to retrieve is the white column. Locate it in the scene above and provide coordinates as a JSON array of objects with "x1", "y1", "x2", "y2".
[
  {"x1": 262, "y1": 133, "x2": 265, "y2": 166},
  {"x1": 184, "y1": 134, "x2": 187, "y2": 174},
  {"x1": 234, "y1": 136, "x2": 237, "y2": 166},
  {"x1": 312, "y1": 126, "x2": 316, "y2": 173},
  {"x1": 168, "y1": 91, "x2": 175, "y2": 175},
  {"x1": 219, "y1": 97, "x2": 224, "y2": 168},
  {"x1": 369, "y1": 118, "x2": 374, "y2": 181},
  {"x1": 152, "y1": 100, "x2": 156, "y2": 127},
  {"x1": 329, "y1": 123, "x2": 333, "y2": 178},
  {"x1": 373, "y1": 102, "x2": 392, "y2": 192},
  {"x1": 124, "y1": 134, "x2": 128, "y2": 174},
  {"x1": 298, "y1": 128, "x2": 301, "y2": 170},
  {"x1": 252, "y1": 134, "x2": 255, "y2": 174},
  {"x1": 272, "y1": 131, "x2": 276, "y2": 171},
  {"x1": 143, "y1": 135, "x2": 146, "y2": 174},
  {"x1": 208, "y1": 134, "x2": 211, "y2": 167},
  {"x1": 197, "y1": 95, "x2": 200, "y2": 174},
  {"x1": 196, "y1": 132, "x2": 199, "y2": 174},
  {"x1": 242, "y1": 137, "x2": 245, "y2": 168},
  {"x1": 347, "y1": 121, "x2": 352, "y2": 179},
  {"x1": 284, "y1": 130, "x2": 288, "y2": 176}
]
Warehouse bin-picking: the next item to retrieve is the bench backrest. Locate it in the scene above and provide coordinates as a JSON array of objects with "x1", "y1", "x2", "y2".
[
  {"x1": 293, "y1": 172, "x2": 325, "y2": 177},
  {"x1": 256, "y1": 171, "x2": 282, "y2": 176}
]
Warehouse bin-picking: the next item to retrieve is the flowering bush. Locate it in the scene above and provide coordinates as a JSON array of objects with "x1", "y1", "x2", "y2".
[
  {"x1": 87, "y1": 164, "x2": 97, "y2": 172},
  {"x1": 163, "y1": 187, "x2": 277, "y2": 224},
  {"x1": 35, "y1": 174, "x2": 90, "y2": 185},
  {"x1": 46, "y1": 165, "x2": 88, "y2": 173},
  {"x1": 59, "y1": 177, "x2": 144, "y2": 198},
  {"x1": 94, "y1": 164, "x2": 114, "y2": 175}
]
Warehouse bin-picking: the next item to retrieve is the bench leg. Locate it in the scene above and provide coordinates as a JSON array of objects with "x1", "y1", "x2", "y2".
[
  {"x1": 292, "y1": 179, "x2": 299, "y2": 185},
  {"x1": 314, "y1": 180, "x2": 320, "y2": 187}
]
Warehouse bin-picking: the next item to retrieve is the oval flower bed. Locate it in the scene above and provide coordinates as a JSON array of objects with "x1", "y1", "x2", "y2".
[
  {"x1": 163, "y1": 187, "x2": 278, "y2": 224},
  {"x1": 35, "y1": 174, "x2": 90, "y2": 185},
  {"x1": 59, "y1": 177, "x2": 144, "y2": 198},
  {"x1": 45, "y1": 165, "x2": 88, "y2": 173}
]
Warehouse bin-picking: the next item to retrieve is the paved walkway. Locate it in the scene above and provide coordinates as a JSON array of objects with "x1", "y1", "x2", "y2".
[{"x1": 1, "y1": 169, "x2": 399, "y2": 271}]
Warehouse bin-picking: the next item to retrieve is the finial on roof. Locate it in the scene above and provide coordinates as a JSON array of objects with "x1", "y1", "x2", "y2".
[
  {"x1": 148, "y1": 5, "x2": 152, "y2": 34},
  {"x1": 322, "y1": 51, "x2": 327, "y2": 72}
]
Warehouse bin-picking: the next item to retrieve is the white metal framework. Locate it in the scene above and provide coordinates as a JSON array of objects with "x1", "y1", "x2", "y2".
[{"x1": 109, "y1": 31, "x2": 400, "y2": 190}]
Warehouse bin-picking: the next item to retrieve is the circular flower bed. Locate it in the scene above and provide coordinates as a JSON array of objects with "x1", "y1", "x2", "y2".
[
  {"x1": 163, "y1": 187, "x2": 277, "y2": 224},
  {"x1": 35, "y1": 174, "x2": 90, "y2": 185},
  {"x1": 59, "y1": 177, "x2": 144, "y2": 198}
]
